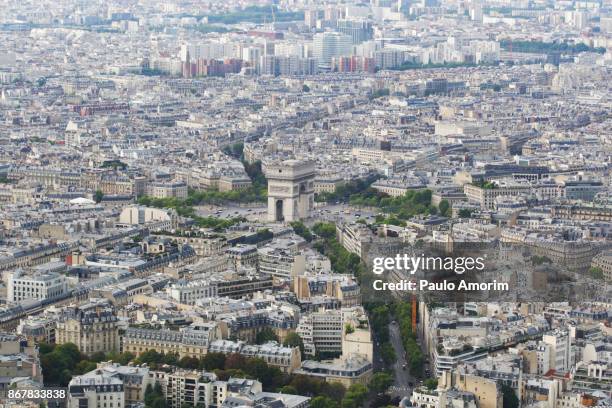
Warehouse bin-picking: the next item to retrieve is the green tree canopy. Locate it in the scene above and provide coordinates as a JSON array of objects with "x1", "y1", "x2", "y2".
[
  {"x1": 368, "y1": 372, "x2": 393, "y2": 394},
  {"x1": 255, "y1": 328, "x2": 279, "y2": 344},
  {"x1": 283, "y1": 332, "x2": 305, "y2": 356}
]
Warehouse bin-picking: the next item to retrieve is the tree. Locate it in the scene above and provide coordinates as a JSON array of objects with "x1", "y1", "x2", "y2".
[
  {"x1": 369, "y1": 305, "x2": 390, "y2": 343},
  {"x1": 38, "y1": 343, "x2": 54, "y2": 355},
  {"x1": 55, "y1": 343, "x2": 81, "y2": 365},
  {"x1": 313, "y1": 396, "x2": 339, "y2": 408},
  {"x1": 145, "y1": 383, "x2": 165, "y2": 408},
  {"x1": 136, "y1": 350, "x2": 163, "y2": 365},
  {"x1": 40, "y1": 342, "x2": 84, "y2": 386},
  {"x1": 302, "y1": 84, "x2": 310, "y2": 92},
  {"x1": 290, "y1": 221, "x2": 313, "y2": 242},
  {"x1": 74, "y1": 360, "x2": 97, "y2": 375},
  {"x1": 368, "y1": 372, "x2": 393, "y2": 394},
  {"x1": 438, "y1": 200, "x2": 450, "y2": 217},
  {"x1": 178, "y1": 356, "x2": 199, "y2": 369},
  {"x1": 502, "y1": 384, "x2": 519, "y2": 408},
  {"x1": 458, "y1": 209, "x2": 472, "y2": 218},
  {"x1": 589, "y1": 267, "x2": 604, "y2": 280},
  {"x1": 323, "y1": 382, "x2": 346, "y2": 401},
  {"x1": 380, "y1": 343, "x2": 396, "y2": 366},
  {"x1": 371, "y1": 393, "x2": 392, "y2": 408},
  {"x1": 424, "y1": 378, "x2": 438, "y2": 390},
  {"x1": 201, "y1": 352, "x2": 226, "y2": 371},
  {"x1": 255, "y1": 328, "x2": 279, "y2": 344},
  {"x1": 341, "y1": 384, "x2": 368, "y2": 408},
  {"x1": 94, "y1": 190, "x2": 104, "y2": 203},
  {"x1": 107, "y1": 351, "x2": 134, "y2": 365},
  {"x1": 283, "y1": 332, "x2": 305, "y2": 356},
  {"x1": 144, "y1": 384, "x2": 155, "y2": 406},
  {"x1": 163, "y1": 352, "x2": 179, "y2": 366},
  {"x1": 312, "y1": 222, "x2": 336, "y2": 239},
  {"x1": 310, "y1": 396, "x2": 338, "y2": 408},
  {"x1": 224, "y1": 353, "x2": 246, "y2": 370},
  {"x1": 279, "y1": 385, "x2": 298, "y2": 394},
  {"x1": 289, "y1": 375, "x2": 324, "y2": 396},
  {"x1": 90, "y1": 351, "x2": 107, "y2": 362}
]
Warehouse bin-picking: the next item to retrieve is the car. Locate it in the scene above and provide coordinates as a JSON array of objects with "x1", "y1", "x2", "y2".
[{"x1": 402, "y1": 364, "x2": 407, "y2": 370}]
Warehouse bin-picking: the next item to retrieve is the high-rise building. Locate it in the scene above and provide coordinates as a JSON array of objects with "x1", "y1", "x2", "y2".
[
  {"x1": 313, "y1": 32, "x2": 353, "y2": 69},
  {"x1": 259, "y1": 56, "x2": 317, "y2": 76},
  {"x1": 336, "y1": 19, "x2": 373, "y2": 44},
  {"x1": 542, "y1": 330, "x2": 572, "y2": 372}
]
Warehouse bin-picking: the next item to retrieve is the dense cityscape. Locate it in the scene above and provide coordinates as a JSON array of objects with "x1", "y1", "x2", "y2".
[{"x1": 0, "y1": 0, "x2": 610, "y2": 407}]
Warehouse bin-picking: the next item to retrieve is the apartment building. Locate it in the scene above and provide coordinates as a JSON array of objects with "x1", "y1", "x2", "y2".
[
  {"x1": 0, "y1": 333, "x2": 42, "y2": 398},
  {"x1": 411, "y1": 388, "x2": 478, "y2": 408},
  {"x1": 543, "y1": 330, "x2": 572, "y2": 372},
  {"x1": 292, "y1": 274, "x2": 361, "y2": 307},
  {"x1": 17, "y1": 315, "x2": 56, "y2": 344},
  {"x1": 572, "y1": 361, "x2": 612, "y2": 397},
  {"x1": 118, "y1": 206, "x2": 178, "y2": 230},
  {"x1": 297, "y1": 309, "x2": 344, "y2": 356},
  {"x1": 336, "y1": 222, "x2": 374, "y2": 258},
  {"x1": 439, "y1": 370, "x2": 502, "y2": 408},
  {"x1": 79, "y1": 362, "x2": 153, "y2": 406},
  {"x1": 226, "y1": 244, "x2": 259, "y2": 269},
  {"x1": 156, "y1": 370, "x2": 219, "y2": 408},
  {"x1": 591, "y1": 251, "x2": 612, "y2": 281},
  {"x1": 123, "y1": 323, "x2": 221, "y2": 359},
  {"x1": 294, "y1": 353, "x2": 373, "y2": 387},
  {"x1": 6, "y1": 270, "x2": 68, "y2": 302},
  {"x1": 240, "y1": 341, "x2": 302, "y2": 373},
  {"x1": 167, "y1": 273, "x2": 273, "y2": 304},
  {"x1": 258, "y1": 246, "x2": 305, "y2": 279},
  {"x1": 146, "y1": 180, "x2": 188, "y2": 199},
  {"x1": 550, "y1": 205, "x2": 612, "y2": 222},
  {"x1": 56, "y1": 300, "x2": 121, "y2": 355},
  {"x1": 67, "y1": 371, "x2": 125, "y2": 408},
  {"x1": 208, "y1": 340, "x2": 301, "y2": 373},
  {"x1": 153, "y1": 231, "x2": 228, "y2": 257},
  {"x1": 464, "y1": 183, "x2": 531, "y2": 210}
]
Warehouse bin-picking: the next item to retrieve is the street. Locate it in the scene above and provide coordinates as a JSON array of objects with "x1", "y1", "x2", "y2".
[
  {"x1": 387, "y1": 321, "x2": 415, "y2": 399},
  {"x1": 195, "y1": 204, "x2": 267, "y2": 222},
  {"x1": 195, "y1": 203, "x2": 378, "y2": 225}
]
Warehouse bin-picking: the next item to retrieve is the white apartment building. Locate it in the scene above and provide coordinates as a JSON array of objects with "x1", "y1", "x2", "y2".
[
  {"x1": 258, "y1": 247, "x2": 305, "y2": 279},
  {"x1": 67, "y1": 371, "x2": 125, "y2": 408},
  {"x1": 146, "y1": 180, "x2": 188, "y2": 199},
  {"x1": 297, "y1": 309, "x2": 344, "y2": 356},
  {"x1": 336, "y1": 222, "x2": 374, "y2": 258},
  {"x1": 118, "y1": 205, "x2": 176, "y2": 230},
  {"x1": 313, "y1": 32, "x2": 353, "y2": 69},
  {"x1": 543, "y1": 330, "x2": 573, "y2": 372},
  {"x1": 167, "y1": 279, "x2": 218, "y2": 304},
  {"x1": 7, "y1": 270, "x2": 68, "y2": 302},
  {"x1": 297, "y1": 307, "x2": 372, "y2": 359}
]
